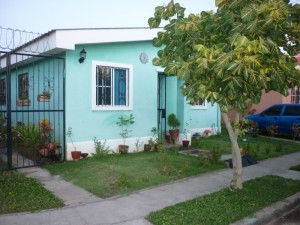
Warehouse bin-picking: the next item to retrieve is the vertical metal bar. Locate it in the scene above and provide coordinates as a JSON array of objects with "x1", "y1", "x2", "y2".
[
  {"x1": 6, "y1": 52, "x2": 12, "y2": 169},
  {"x1": 62, "y1": 58, "x2": 66, "y2": 161}
]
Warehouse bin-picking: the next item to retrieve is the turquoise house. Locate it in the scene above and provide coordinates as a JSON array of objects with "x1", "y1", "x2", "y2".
[{"x1": 2, "y1": 28, "x2": 221, "y2": 160}]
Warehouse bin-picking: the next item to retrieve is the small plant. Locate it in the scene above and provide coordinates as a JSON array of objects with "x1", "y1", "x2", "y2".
[
  {"x1": 66, "y1": 127, "x2": 77, "y2": 151},
  {"x1": 211, "y1": 144, "x2": 223, "y2": 164},
  {"x1": 167, "y1": 113, "x2": 180, "y2": 130},
  {"x1": 183, "y1": 119, "x2": 191, "y2": 140},
  {"x1": 92, "y1": 137, "x2": 111, "y2": 159},
  {"x1": 41, "y1": 89, "x2": 52, "y2": 98},
  {"x1": 198, "y1": 151, "x2": 210, "y2": 167},
  {"x1": 247, "y1": 120, "x2": 259, "y2": 137},
  {"x1": 116, "y1": 114, "x2": 135, "y2": 145},
  {"x1": 203, "y1": 129, "x2": 212, "y2": 137},
  {"x1": 291, "y1": 123, "x2": 300, "y2": 140},
  {"x1": 148, "y1": 127, "x2": 158, "y2": 145},
  {"x1": 266, "y1": 124, "x2": 278, "y2": 137},
  {"x1": 167, "y1": 113, "x2": 180, "y2": 144},
  {"x1": 134, "y1": 137, "x2": 144, "y2": 152}
]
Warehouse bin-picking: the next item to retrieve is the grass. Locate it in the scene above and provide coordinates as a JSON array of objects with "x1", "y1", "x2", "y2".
[
  {"x1": 146, "y1": 175, "x2": 300, "y2": 225},
  {"x1": 2, "y1": 130, "x2": 299, "y2": 214},
  {"x1": 191, "y1": 132, "x2": 300, "y2": 160},
  {"x1": 290, "y1": 164, "x2": 300, "y2": 171},
  {"x1": 0, "y1": 170, "x2": 64, "y2": 214},
  {"x1": 44, "y1": 149, "x2": 226, "y2": 198}
]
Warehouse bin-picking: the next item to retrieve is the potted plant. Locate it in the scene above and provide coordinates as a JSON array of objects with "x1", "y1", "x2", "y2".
[
  {"x1": 38, "y1": 118, "x2": 54, "y2": 158},
  {"x1": 66, "y1": 127, "x2": 81, "y2": 160},
  {"x1": 144, "y1": 127, "x2": 159, "y2": 151},
  {"x1": 182, "y1": 121, "x2": 191, "y2": 148},
  {"x1": 38, "y1": 89, "x2": 52, "y2": 102},
  {"x1": 167, "y1": 113, "x2": 180, "y2": 144},
  {"x1": 116, "y1": 114, "x2": 135, "y2": 154},
  {"x1": 17, "y1": 92, "x2": 31, "y2": 106}
]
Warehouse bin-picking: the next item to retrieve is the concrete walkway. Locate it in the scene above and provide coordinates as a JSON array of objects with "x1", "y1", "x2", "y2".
[{"x1": 0, "y1": 152, "x2": 300, "y2": 225}]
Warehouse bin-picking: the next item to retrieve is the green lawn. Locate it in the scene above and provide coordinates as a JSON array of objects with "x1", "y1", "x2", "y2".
[
  {"x1": 1, "y1": 131, "x2": 299, "y2": 214},
  {"x1": 45, "y1": 150, "x2": 226, "y2": 198},
  {"x1": 192, "y1": 132, "x2": 300, "y2": 160},
  {"x1": 147, "y1": 175, "x2": 300, "y2": 225},
  {"x1": 290, "y1": 164, "x2": 300, "y2": 171},
  {"x1": 0, "y1": 170, "x2": 64, "y2": 214}
]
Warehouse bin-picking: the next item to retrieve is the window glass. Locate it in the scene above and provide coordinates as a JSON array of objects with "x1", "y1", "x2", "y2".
[
  {"x1": 0, "y1": 79, "x2": 6, "y2": 105},
  {"x1": 92, "y1": 61, "x2": 132, "y2": 110},
  {"x1": 262, "y1": 105, "x2": 283, "y2": 116},
  {"x1": 283, "y1": 106, "x2": 300, "y2": 116},
  {"x1": 18, "y1": 73, "x2": 28, "y2": 99}
]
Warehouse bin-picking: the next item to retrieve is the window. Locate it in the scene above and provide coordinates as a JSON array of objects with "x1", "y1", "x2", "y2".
[
  {"x1": 18, "y1": 73, "x2": 29, "y2": 99},
  {"x1": 0, "y1": 79, "x2": 6, "y2": 105},
  {"x1": 92, "y1": 61, "x2": 133, "y2": 110},
  {"x1": 190, "y1": 99, "x2": 207, "y2": 110},
  {"x1": 261, "y1": 105, "x2": 283, "y2": 116},
  {"x1": 283, "y1": 106, "x2": 300, "y2": 116},
  {"x1": 291, "y1": 87, "x2": 300, "y2": 104}
]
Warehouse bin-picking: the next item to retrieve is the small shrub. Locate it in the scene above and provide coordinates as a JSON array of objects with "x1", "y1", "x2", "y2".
[
  {"x1": 266, "y1": 124, "x2": 278, "y2": 137},
  {"x1": 134, "y1": 137, "x2": 144, "y2": 152},
  {"x1": 198, "y1": 151, "x2": 211, "y2": 167},
  {"x1": 291, "y1": 123, "x2": 300, "y2": 140},
  {"x1": 91, "y1": 137, "x2": 111, "y2": 159},
  {"x1": 248, "y1": 120, "x2": 259, "y2": 137},
  {"x1": 211, "y1": 144, "x2": 223, "y2": 164},
  {"x1": 290, "y1": 164, "x2": 300, "y2": 171}
]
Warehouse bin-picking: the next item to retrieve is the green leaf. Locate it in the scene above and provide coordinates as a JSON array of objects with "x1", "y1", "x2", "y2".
[
  {"x1": 164, "y1": 62, "x2": 178, "y2": 75},
  {"x1": 152, "y1": 37, "x2": 163, "y2": 47},
  {"x1": 148, "y1": 17, "x2": 161, "y2": 28},
  {"x1": 152, "y1": 57, "x2": 161, "y2": 66},
  {"x1": 178, "y1": 63, "x2": 190, "y2": 79}
]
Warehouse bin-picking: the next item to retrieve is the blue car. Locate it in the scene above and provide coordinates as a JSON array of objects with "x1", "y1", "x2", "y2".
[{"x1": 244, "y1": 104, "x2": 300, "y2": 135}]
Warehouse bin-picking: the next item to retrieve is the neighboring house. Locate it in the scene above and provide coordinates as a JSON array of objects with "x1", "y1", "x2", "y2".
[{"x1": 0, "y1": 28, "x2": 221, "y2": 161}]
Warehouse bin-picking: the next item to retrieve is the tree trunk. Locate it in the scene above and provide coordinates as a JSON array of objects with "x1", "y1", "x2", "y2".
[{"x1": 222, "y1": 112, "x2": 243, "y2": 189}]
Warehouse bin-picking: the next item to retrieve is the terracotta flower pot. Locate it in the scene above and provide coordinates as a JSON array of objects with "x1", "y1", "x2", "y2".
[
  {"x1": 119, "y1": 145, "x2": 129, "y2": 154},
  {"x1": 71, "y1": 151, "x2": 81, "y2": 161},
  {"x1": 169, "y1": 129, "x2": 179, "y2": 144},
  {"x1": 144, "y1": 144, "x2": 152, "y2": 151},
  {"x1": 182, "y1": 140, "x2": 190, "y2": 147}
]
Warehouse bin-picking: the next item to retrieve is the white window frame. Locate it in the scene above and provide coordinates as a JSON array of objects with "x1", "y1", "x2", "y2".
[
  {"x1": 190, "y1": 99, "x2": 207, "y2": 110},
  {"x1": 92, "y1": 61, "x2": 133, "y2": 111}
]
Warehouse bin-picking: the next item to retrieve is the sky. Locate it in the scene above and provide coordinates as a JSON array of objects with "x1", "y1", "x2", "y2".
[{"x1": 0, "y1": 0, "x2": 217, "y2": 34}]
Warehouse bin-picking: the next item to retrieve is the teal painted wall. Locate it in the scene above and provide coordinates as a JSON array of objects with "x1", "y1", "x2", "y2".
[{"x1": 65, "y1": 41, "x2": 160, "y2": 142}]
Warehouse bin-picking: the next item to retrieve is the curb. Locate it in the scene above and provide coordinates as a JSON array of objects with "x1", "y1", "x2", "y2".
[{"x1": 231, "y1": 192, "x2": 300, "y2": 225}]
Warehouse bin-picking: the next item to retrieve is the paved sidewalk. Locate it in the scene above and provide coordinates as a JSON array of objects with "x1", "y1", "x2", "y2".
[{"x1": 0, "y1": 152, "x2": 299, "y2": 225}]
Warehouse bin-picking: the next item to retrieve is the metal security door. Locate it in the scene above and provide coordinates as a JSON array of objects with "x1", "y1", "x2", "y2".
[{"x1": 0, "y1": 51, "x2": 65, "y2": 170}]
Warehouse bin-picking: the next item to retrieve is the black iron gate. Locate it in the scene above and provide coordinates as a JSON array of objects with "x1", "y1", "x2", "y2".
[
  {"x1": 0, "y1": 51, "x2": 65, "y2": 170},
  {"x1": 157, "y1": 73, "x2": 167, "y2": 143}
]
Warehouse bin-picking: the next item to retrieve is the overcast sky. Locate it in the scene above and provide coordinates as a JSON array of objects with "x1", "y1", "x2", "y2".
[{"x1": 0, "y1": 0, "x2": 217, "y2": 34}]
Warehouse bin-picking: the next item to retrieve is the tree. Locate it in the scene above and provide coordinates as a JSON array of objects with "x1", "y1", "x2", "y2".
[{"x1": 149, "y1": 0, "x2": 300, "y2": 189}]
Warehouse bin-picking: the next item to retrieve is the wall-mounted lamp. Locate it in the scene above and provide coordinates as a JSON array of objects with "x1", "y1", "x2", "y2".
[{"x1": 79, "y1": 48, "x2": 86, "y2": 63}]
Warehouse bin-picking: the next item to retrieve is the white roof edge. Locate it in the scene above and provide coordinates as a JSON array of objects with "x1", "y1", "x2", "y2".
[{"x1": 16, "y1": 27, "x2": 163, "y2": 54}]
